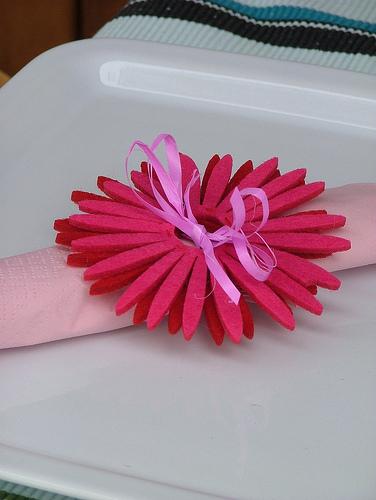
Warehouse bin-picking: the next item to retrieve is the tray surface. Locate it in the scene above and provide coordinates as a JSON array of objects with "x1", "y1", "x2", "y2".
[{"x1": 0, "y1": 39, "x2": 375, "y2": 500}]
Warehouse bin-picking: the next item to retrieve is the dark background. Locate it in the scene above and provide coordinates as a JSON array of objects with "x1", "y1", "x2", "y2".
[{"x1": 0, "y1": 0, "x2": 127, "y2": 79}]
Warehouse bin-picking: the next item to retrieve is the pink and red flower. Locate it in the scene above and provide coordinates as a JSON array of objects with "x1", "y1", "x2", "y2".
[{"x1": 54, "y1": 147, "x2": 350, "y2": 345}]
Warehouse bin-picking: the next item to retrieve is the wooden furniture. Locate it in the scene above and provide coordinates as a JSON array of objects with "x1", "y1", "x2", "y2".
[
  {"x1": 0, "y1": 0, "x2": 126, "y2": 76},
  {"x1": 0, "y1": 69, "x2": 10, "y2": 86}
]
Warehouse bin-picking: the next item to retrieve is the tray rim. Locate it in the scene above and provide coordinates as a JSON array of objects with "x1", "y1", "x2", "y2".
[{"x1": 0, "y1": 38, "x2": 375, "y2": 500}]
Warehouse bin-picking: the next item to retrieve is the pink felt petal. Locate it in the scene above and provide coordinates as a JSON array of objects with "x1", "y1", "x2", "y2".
[
  {"x1": 250, "y1": 232, "x2": 351, "y2": 254},
  {"x1": 259, "y1": 213, "x2": 346, "y2": 233},
  {"x1": 69, "y1": 214, "x2": 171, "y2": 234},
  {"x1": 84, "y1": 240, "x2": 179, "y2": 280},
  {"x1": 72, "y1": 232, "x2": 171, "y2": 253},
  {"x1": 168, "y1": 287, "x2": 186, "y2": 334},
  {"x1": 212, "y1": 275, "x2": 243, "y2": 343},
  {"x1": 273, "y1": 249, "x2": 341, "y2": 289},
  {"x1": 182, "y1": 254, "x2": 207, "y2": 340},
  {"x1": 251, "y1": 182, "x2": 325, "y2": 220},
  {"x1": 262, "y1": 168, "x2": 306, "y2": 199},
  {"x1": 115, "y1": 249, "x2": 185, "y2": 315},
  {"x1": 78, "y1": 199, "x2": 162, "y2": 222},
  {"x1": 202, "y1": 155, "x2": 232, "y2": 208},
  {"x1": 147, "y1": 251, "x2": 197, "y2": 329},
  {"x1": 99, "y1": 178, "x2": 157, "y2": 208},
  {"x1": 220, "y1": 248, "x2": 295, "y2": 330},
  {"x1": 267, "y1": 268, "x2": 323, "y2": 315},
  {"x1": 180, "y1": 153, "x2": 201, "y2": 211},
  {"x1": 241, "y1": 157, "x2": 279, "y2": 188},
  {"x1": 201, "y1": 154, "x2": 220, "y2": 202},
  {"x1": 239, "y1": 297, "x2": 254, "y2": 339},
  {"x1": 204, "y1": 293, "x2": 225, "y2": 345},
  {"x1": 238, "y1": 168, "x2": 307, "y2": 218}
]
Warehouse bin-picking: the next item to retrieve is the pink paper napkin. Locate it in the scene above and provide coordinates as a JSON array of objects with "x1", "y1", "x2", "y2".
[
  {"x1": 0, "y1": 247, "x2": 132, "y2": 349},
  {"x1": 0, "y1": 183, "x2": 375, "y2": 350},
  {"x1": 299, "y1": 183, "x2": 376, "y2": 272}
]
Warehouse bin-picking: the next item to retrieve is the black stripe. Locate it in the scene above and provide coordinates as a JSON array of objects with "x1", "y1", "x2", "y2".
[{"x1": 116, "y1": 0, "x2": 376, "y2": 56}]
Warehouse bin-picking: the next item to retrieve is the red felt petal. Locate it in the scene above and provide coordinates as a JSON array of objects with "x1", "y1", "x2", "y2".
[
  {"x1": 131, "y1": 170, "x2": 166, "y2": 200},
  {"x1": 180, "y1": 153, "x2": 201, "y2": 211},
  {"x1": 204, "y1": 293, "x2": 225, "y2": 346},
  {"x1": 71, "y1": 191, "x2": 109, "y2": 203},
  {"x1": 72, "y1": 232, "x2": 171, "y2": 252},
  {"x1": 222, "y1": 160, "x2": 253, "y2": 198},
  {"x1": 220, "y1": 249, "x2": 295, "y2": 330},
  {"x1": 54, "y1": 218, "x2": 73, "y2": 232},
  {"x1": 67, "y1": 252, "x2": 115, "y2": 267},
  {"x1": 133, "y1": 293, "x2": 155, "y2": 325},
  {"x1": 69, "y1": 214, "x2": 170, "y2": 234},
  {"x1": 259, "y1": 213, "x2": 346, "y2": 233},
  {"x1": 267, "y1": 268, "x2": 323, "y2": 315},
  {"x1": 115, "y1": 249, "x2": 185, "y2": 315},
  {"x1": 168, "y1": 288, "x2": 186, "y2": 335},
  {"x1": 202, "y1": 155, "x2": 232, "y2": 208},
  {"x1": 90, "y1": 265, "x2": 148, "y2": 295},
  {"x1": 218, "y1": 157, "x2": 278, "y2": 211},
  {"x1": 56, "y1": 230, "x2": 98, "y2": 246},
  {"x1": 250, "y1": 232, "x2": 351, "y2": 254},
  {"x1": 239, "y1": 297, "x2": 254, "y2": 339},
  {"x1": 213, "y1": 275, "x2": 243, "y2": 343},
  {"x1": 147, "y1": 251, "x2": 197, "y2": 329},
  {"x1": 288, "y1": 209, "x2": 327, "y2": 216},
  {"x1": 78, "y1": 199, "x2": 162, "y2": 222},
  {"x1": 201, "y1": 154, "x2": 220, "y2": 202},
  {"x1": 273, "y1": 249, "x2": 341, "y2": 289},
  {"x1": 182, "y1": 254, "x2": 207, "y2": 340},
  {"x1": 307, "y1": 285, "x2": 318, "y2": 295},
  {"x1": 84, "y1": 240, "x2": 179, "y2": 280},
  {"x1": 140, "y1": 161, "x2": 148, "y2": 175},
  {"x1": 97, "y1": 176, "x2": 116, "y2": 191}
]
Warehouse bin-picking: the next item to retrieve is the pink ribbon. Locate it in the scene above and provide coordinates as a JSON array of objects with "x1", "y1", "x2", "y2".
[{"x1": 125, "y1": 133, "x2": 276, "y2": 304}]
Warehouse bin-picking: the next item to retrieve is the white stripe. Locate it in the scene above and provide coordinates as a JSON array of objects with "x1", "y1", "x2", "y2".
[
  {"x1": 201, "y1": 0, "x2": 376, "y2": 23},
  {"x1": 96, "y1": 16, "x2": 376, "y2": 74},
  {"x1": 127, "y1": 0, "x2": 376, "y2": 37}
]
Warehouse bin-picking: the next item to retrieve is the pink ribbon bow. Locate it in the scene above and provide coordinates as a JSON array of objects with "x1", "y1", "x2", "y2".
[{"x1": 125, "y1": 133, "x2": 276, "y2": 304}]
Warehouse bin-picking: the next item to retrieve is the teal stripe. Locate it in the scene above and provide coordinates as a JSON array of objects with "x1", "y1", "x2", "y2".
[
  {"x1": 208, "y1": 0, "x2": 376, "y2": 32},
  {"x1": 97, "y1": 16, "x2": 376, "y2": 74}
]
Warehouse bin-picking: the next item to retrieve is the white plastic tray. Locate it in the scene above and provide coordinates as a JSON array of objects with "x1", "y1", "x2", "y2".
[{"x1": 0, "y1": 39, "x2": 375, "y2": 500}]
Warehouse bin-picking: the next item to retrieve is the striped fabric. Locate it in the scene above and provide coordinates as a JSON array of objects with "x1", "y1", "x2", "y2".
[
  {"x1": 0, "y1": 480, "x2": 76, "y2": 500},
  {"x1": 96, "y1": 0, "x2": 376, "y2": 74},
  {"x1": 1, "y1": 1, "x2": 375, "y2": 499}
]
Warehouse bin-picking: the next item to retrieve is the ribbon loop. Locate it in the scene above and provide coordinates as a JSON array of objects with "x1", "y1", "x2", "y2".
[{"x1": 125, "y1": 133, "x2": 276, "y2": 304}]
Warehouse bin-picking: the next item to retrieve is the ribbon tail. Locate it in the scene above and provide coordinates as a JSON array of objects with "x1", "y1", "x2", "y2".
[
  {"x1": 233, "y1": 236, "x2": 272, "y2": 282},
  {"x1": 204, "y1": 247, "x2": 241, "y2": 305}
]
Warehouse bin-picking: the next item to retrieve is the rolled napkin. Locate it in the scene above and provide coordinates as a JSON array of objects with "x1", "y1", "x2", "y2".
[
  {"x1": 297, "y1": 183, "x2": 376, "y2": 272},
  {"x1": 0, "y1": 247, "x2": 132, "y2": 349},
  {"x1": 0, "y1": 183, "x2": 375, "y2": 350}
]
